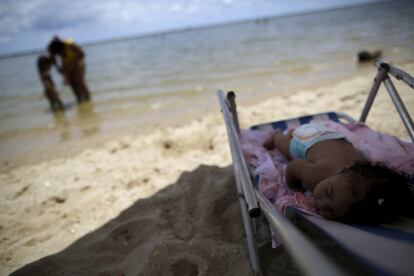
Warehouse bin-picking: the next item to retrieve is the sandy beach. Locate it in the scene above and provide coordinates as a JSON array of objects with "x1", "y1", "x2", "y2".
[{"x1": 1, "y1": 61, "x2": 413, "y2": 275}]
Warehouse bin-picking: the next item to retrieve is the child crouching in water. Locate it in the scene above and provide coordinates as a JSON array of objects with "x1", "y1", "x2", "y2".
[
  {"x1": 37, "y1": 55, "x2": 64, "y2": 112},
  {"x1": 264, "y1": 123, "x2": 412, "y2": 223}
]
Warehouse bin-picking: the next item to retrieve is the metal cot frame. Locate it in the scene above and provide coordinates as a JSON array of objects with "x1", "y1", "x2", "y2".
[{"x1": 217, "y1": 61, "x2": 414, "y2": 276}]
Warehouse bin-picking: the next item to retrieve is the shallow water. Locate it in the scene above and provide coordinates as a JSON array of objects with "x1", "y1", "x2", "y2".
[{"x1": 0, "y1": 0, "x2": 413, "y2": 160}]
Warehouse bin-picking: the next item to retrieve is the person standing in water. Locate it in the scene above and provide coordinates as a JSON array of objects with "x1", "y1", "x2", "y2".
[
  {"x1": 47, "y1": 36, "x2": 91, "y2": 103},
  {"x1": 37, "y1": 55, "x2": 64, "y2": 112}
]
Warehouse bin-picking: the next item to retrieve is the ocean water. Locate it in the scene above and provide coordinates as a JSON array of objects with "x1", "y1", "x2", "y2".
[{"x1": 0, "y1": 0, "x2": 413, "y2": 160}]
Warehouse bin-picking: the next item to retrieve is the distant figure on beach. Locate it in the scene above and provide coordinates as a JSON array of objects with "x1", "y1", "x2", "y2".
[
  {"x1": 47, "y1": 36, "x2": 91, "y2": 103},
  {"x1": 264, "y1": 123, "x2": 412, "y2": 223},
  {"x1": 37, "y1": 55, "x2": 64, "y2": 112},
  {"x1": 357, "y1": 49, "x2": 382, "y2": 63}
]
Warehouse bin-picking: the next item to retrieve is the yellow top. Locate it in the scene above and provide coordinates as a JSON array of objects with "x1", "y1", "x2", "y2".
[{"x1": 61, "y1": 39, "x2": 76, "y2": 65}]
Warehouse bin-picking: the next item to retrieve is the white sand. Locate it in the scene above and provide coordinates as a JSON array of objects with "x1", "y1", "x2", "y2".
[{"x1": 1, "y1": 62, "x2": 413, "y2": 275}]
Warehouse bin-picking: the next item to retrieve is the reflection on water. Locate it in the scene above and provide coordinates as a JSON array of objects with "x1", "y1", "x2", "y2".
[
  {"x1": 52, "y1": 112, "x2": 70, "y2": 142},
  {"x1": 0, "y1": 100, "x2": 102, "y2": 162},
  {"x1": 51, "y1": 102, "x2": 100, "y2": 142},
  {"x1": 75, "y1": 102, "x2": 100, "y2": 137}
]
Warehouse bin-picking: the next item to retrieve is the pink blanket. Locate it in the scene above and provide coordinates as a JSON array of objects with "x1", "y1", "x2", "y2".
[{"x1": 240, "y1": 120, "x2": 414, "y2": 222}]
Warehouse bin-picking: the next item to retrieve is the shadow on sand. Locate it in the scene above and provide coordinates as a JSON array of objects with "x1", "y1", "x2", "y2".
[{"x1": 11, "y1": 165, "x2": 299, "y2": 276}]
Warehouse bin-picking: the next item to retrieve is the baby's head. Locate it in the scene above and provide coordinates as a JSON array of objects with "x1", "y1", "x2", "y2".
[
  {"x1": 37, "y1": 56, "x2": 53, "y2": 74},
  {"x1": 314, "y1": 161, "x2": 410, "y2": 223}
]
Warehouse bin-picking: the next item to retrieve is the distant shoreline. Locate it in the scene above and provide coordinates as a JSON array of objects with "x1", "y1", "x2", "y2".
[{"x1": 0, "y1": 0, "x2": 391, "y2": 60}]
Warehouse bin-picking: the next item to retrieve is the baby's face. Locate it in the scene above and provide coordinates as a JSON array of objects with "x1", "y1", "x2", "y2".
[{"x1": 313, "y1": 174, "x2": 365, "y2": 220}]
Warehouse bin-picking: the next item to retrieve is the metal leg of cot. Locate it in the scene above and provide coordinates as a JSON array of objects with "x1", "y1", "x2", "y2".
[
  {"x1": 359, "y1": 63, "x2": 389, "y2": 123},
  {"x1": 226, "y1": 91, "x2": 259, "y2": 236},
  {"x1": 226, "y1": 91, "x2": 241, "y2": 134},
  {"x1": 360, "y1": 61, "x2": 414, "y2": 141},
  {"x1": 225, "y1": 92, "x2": 262, "y2": 275},
  {"x1": 224, "y1": 125, "x2": 262, "y2": 274},
  {"x1": 374, "y1": 59, "x2": 414, "y2": 89},
  {"x1": 218, "y1": 90, "x2": 260, "y2": 217},
  {"x1": 383, "y1": 76, "x2": 414, "y2": 141},
  {"x1": 234, "y1": 162, "x2": 263, "y2": 275}
]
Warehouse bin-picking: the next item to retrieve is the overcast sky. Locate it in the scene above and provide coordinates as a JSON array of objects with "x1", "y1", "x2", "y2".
[{"x1": 0, "y1": 0, "x2": 383, "y2": 55}]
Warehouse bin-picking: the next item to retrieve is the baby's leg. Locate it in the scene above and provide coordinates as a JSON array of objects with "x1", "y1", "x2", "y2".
[{"x1": 45, "y1": 88, "x2": 64, "y2": 112}]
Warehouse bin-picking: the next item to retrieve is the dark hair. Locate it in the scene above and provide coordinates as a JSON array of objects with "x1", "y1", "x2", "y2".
[
  {"x1": 339, "y1": 161, "x2": 412, "y2": 224},
  {"x1": 37, "y1": 55, "x2": 52, "y2": 73},
  {"x1": 48, "y1": 37, "x2": 64, "y2": 54}
]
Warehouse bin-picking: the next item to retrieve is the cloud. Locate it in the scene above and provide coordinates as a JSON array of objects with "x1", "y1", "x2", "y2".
[
  {"x1": 0, "y1": 0, "x2": 260, "y2": 34},
  {"x1": 1, "y1": 0, "x2": 97, "y2": 32}
]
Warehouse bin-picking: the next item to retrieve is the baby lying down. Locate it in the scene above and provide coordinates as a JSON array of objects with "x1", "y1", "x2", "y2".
[{"x1": 264, "y1": 123, "x2": 411, "y2": 223}]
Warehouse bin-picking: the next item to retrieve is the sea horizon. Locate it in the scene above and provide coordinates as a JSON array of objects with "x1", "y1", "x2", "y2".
[{"x1": 0, "y1": 0, "x2": 389, "y2": 59}]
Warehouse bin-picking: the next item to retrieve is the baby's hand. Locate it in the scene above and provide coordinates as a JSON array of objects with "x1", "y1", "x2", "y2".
[
  {"x1": 287, "y1": 128, "x2": 294, "y2": 138},
  {"x1": 263, "y1": 129, "x2": 282, "y2": 150}
]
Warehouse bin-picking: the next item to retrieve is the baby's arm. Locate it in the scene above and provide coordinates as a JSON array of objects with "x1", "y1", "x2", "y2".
[{"x1": 286, "y1": 159, "x2": 320, "y2": 191}]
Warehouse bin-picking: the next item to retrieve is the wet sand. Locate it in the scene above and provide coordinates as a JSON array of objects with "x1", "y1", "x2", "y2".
[{"x1": 1, "y1": 61, "x2": 413, "y2": 275}]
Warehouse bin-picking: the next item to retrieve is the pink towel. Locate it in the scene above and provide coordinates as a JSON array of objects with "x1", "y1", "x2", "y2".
[
  {"x1": 240, "y1": 120, "x2": 414, "y2": 235},
  {"x1": 240, "y1": 128, "x2": 317, "y2": 218}
]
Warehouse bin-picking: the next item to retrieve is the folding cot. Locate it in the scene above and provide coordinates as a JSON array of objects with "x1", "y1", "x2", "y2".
[{"x1": 218, "y1": 60, "x2": 414, "y2": 276}]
